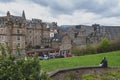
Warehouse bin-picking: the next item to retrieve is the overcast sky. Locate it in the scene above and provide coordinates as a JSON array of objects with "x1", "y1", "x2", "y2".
[{"x1": 0, "y1": 0, "x2": 120, "y2": 26}]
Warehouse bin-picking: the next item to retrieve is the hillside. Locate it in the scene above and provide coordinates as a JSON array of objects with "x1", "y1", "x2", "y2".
[{"x1": 40, "y1": 51, "x2": 120, "y2": 72}]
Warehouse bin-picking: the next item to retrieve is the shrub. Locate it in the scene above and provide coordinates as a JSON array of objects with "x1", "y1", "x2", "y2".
[
  {"x1": 82, "y1": 69, "x2": 120, "y2": 80},
  {"x1": 0, "y1": 44, "x2": 51, "y2": 80},
  {"x1": 40, "y1": 72, "x2": 52, "y2": 80},
  {"x1": 97, "y1": 38, "x2": 111, "y2": 53},
  {"x1": 65, "y1": 72, "x2": 80, "y2": 80},
  {"x1": 79, "y1": 47, "x2": 87, "y2": 55},
  {"x1": 102, "y1": 69, "x2": 120, "y2": 80},
  {"x1": 97, "y1": 38, "x2": 120, "y2": 53},
  {"x1": 82, "y1": 74, "x2": 97, "y2": 80},
  {"x1": 0, "y1": 56, "x2": 41, "y2": 80},
  {"x1": 86, "y1": 44, "x2": 97, "y2": 54},
  {"x1": 110, "y1": 38, "x2": 120, "y2": 51},
  {"x1": 72, "y1": 38, "x2": 120, "y2": 56},
  {"x1": 71, "y1": 46, "x2": 81, "y2": 56}
]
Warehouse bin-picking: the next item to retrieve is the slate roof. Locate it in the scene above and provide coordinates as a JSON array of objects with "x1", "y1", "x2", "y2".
[{"x1": 52, "y1": 34, "x2": 63, "y2": 42}]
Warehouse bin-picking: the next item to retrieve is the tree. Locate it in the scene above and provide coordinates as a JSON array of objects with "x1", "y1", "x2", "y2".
[
  {"x1": 97, "y1": 38, "x2": 111, "y2": 53},
  {"x1": 71, "y1": 46, "x2": 81, "y2": 56},
  {"x1": 86, "y1": 44, "x2": 97, "y2": 54},
  {"x1": 0, "y1": 44, "x2": 51, "y2": 80},
  {"x1": 0, "y1": 43, "x2": 6, "y2": 57}
]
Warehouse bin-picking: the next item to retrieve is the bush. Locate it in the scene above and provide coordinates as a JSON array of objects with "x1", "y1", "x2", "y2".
[
  {"x1": 110, "y1": 38, "x2": 120, "y2": 51},
  {"x1": 71, "y1": 46, "x2": 81, "y2": 56},
  {"x1": 82, "y1": 74, "x2": 98, "y2": 80},
  {"x1": 0, "y1": 56, "x2": 41, "y2": 80},
  {"x1": 97, "y1": 38, "x2": 120, "y2": 53},
  {"x1": 82, "y1": 69, "x2": 120, "y2": 80},
  {"x1": 101, "y1": 69, "x2": 120, "y2": 80},
  {"x1": 40, "y1": 72, "x2": 52, "y2": 80},
  {"x1": 0, "y1": 44, "x2": 51, "y2": 80},
  {"x1": 79, "y1": 47, "x2": 87, "y2": 55},
  {"x1": 86, "y1": 45, "x2": 97, "y2": 54},
  {"x1": 97, "y1": 38, "x2": 111, "y2": 53},
  {"x1": 65, "y1": 72, "x2": 80, "y2": 80},
  {"x1": 72, "y1": 45, "x2": 97, "y2": 56},
  {"x1": 72, "y1": 38, "x2": 120, "y2": 56}
]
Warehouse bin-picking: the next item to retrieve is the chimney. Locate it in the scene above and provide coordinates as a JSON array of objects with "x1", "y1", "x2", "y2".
[{"x1": 7, "y1": 11, "x2": 10, "y2": 17}]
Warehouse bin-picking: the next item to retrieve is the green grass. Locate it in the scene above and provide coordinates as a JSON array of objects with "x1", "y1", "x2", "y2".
[{"x1": 40, "y1": 51, "x2": 120, "y2": 72}]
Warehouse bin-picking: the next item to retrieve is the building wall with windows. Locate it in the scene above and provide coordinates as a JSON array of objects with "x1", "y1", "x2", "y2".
[
  {"x1": 0, "y1": 11, "x2": 26, "y2": 55},
  {"x1": 59, "y1": 34, "x2": 72, "y2": 56},
  {"x1": 0, "y1": 11, "x2": 58, "y2": 55},
  {"x1": 2, "y1": 11, "x2": 120, "y2": 56}
]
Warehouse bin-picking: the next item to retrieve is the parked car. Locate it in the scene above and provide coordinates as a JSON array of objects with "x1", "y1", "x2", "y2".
[
  {"x1": 48, "y1": 52, "x2": 56, "y2": 59},
  {"x1": 55, "y1": 55, "x2": 64, "y2": 58},
  {"x1": 66, "y1": 53, "x2": 72, "y2": 57},
  {"x1": 38, "y1": 55, "x2": 49, "y2": 60}
]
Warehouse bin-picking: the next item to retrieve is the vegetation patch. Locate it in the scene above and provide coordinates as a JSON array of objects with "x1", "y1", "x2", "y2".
[
  {"x1": 72, "y1": 38, "x2": 120, "y2": 56},
  {"x1": 40, "y1": 51, "x2": 120, "y2": 72},
  {"x1": 82, "y1": 69, "x2": 120, "y2": 80},
  {"x1": 0, "y1": 44, "x2": 51, "y2": 80}
]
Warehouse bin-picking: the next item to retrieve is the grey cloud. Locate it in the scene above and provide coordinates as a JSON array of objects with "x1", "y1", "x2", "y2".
[
  {"x1": 0, "y1": 0, "x2": 15, "y2": 3},
  {"x1": 31, "y1": 0, "x2": 119, "y2": 17},
  {"x1": 74, "y1": 0, "x2": 107, "y2": 13},
  {"x1": 74, "y1": 0, "x2": 119, "y2": 17},
  {"x1": 0, "y1": 11, "x2": 6, "y2": 15},
  {"x1": 31, "y1": 0, "x2": 74, "y2": 15}
]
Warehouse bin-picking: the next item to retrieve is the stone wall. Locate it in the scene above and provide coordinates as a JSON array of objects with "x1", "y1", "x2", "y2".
[{"x1": 48, "y1": 66, "x2": 120, "y2": 80}]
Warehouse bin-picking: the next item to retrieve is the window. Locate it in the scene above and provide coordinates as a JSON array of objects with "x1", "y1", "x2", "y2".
[
  {"x1": 30, "y1": 36, "x2": 32, "y2": 39},
  {"x1": 35, "y1": 36, "x2": 37, "y2": 39},
  {"x1": 2, "y1": 43, "x2": 4, "y2": 45},
  {"x1": 29, "y1": 31, "x2": 32, "y2": 33},
  {"x1": 1, "y1": 36, "x2": 3, "y2": 39},
  {"x1": 1, "y1": 29, "x2": 3, "y2": 32},
  {"x1": 17, "y1": 43, "x2": 20, "y2": 47},
  {"x1": 74, "y1": 33, "x2": 78, "y2": 38},
  {"x1": 17, "y1": 30, "x2": 20, "y2": 34},
  {"x1": 17, "y1": 36, "x2": 20, "y2": 40}
]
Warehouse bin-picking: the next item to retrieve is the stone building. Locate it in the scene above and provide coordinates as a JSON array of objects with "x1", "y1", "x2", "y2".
[
  {"x1": 59, "y1": 34, "x2": 72, "y2": 56},
  {"x1": 0, "y1": 11, "x2": 26, "y2": 54},
  {"x1": 61, "y1": 24, "x2": 120, "y2": 47},
  {"x1": 25, "y1": 19, "x2": 43, "y2": 49},
  {"x1": 1, "y1": 11, "x2": 120, "y2": 56},
  {"x1": 0, "y1": 11, "x2": 59, "y2": 55},
  {"x1": 104, "y1": 26, "x2": 120, "y2": 40},
  {"x1": 62, "y1": 25, "x2": 93, "y2": 47},
  {"x1": 86, "y1": 24, "x2": 107, "y2": 44}
]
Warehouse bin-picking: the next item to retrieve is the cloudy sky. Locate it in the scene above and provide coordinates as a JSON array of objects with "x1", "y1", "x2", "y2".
[{"x1": 0, "y1": 0, "x2": 120, "y2": 26}]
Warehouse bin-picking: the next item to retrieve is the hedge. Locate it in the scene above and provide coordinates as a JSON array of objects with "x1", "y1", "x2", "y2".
[{"x1": 72, "y1": 38, "x2": 120, "y2": 56}]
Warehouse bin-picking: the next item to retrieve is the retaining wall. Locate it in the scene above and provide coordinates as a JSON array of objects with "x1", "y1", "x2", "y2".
[{"x1": 48, "y1": 66, "x2": 120, "y2": 80}]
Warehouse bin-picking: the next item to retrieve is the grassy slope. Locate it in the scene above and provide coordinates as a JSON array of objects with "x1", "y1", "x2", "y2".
[{"x1": 40, "y1": 51, "x2": 120, "y2": 72}]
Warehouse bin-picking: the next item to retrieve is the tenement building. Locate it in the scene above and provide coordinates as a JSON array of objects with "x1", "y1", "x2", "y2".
[
  {"x1": 0, "y1": 11, "x2": 120, "y2": 56},
  {"x1": 0, "y1": 11, "x2": 60, "y2": 55},
  {"x1": 0, "y1": 11, "x2": 26, "y2": 55},
  {"x1": 60, "y1": 24, "x2": 120, "y2": 47}
]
